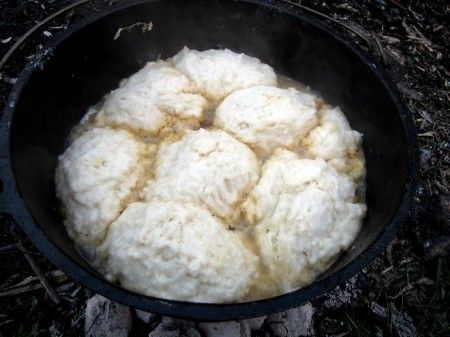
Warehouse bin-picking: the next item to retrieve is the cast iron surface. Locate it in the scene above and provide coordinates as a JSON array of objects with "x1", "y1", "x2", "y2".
[{"x1": 0, "y1": 0, "x2": 417, "y2": 321}]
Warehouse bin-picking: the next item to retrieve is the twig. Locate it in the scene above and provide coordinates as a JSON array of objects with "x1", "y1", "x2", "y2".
[
  {"x1": 372, "y1": 33, "x2": 388, "y2": 66},
  {"x1": 72, "y1": 312, "x2": 85, "y2": 327},
  {"x1": 330, "y1": 333, "x2": 349, "y2": 337},
  {"x1": 1, "y1": 275, "x2": 36, "y2": 290},
  {"x1": 0, "y1": 248, "x2": 41, "y2": 256},
  {"x1": 0, "y1": 270, "x2": 66, "y2": 291},
  {"x1": 113, "y1": 21, "x2": 153, "y2": 40},
  {"x1": 388, "y1": 278, "x2": 434, "y2": 300},
  {"x1": 16, "y1": 240, "x2": 61, "y2": 304},
  {"x1": 0, "y1": 283, "x2": 44, "y2": 297},
  {"x1": 0, "y1": 244, "x2": 17, "y2": 252},
  {"x1": 70, "y1": 286, "x2": 82, "y2": 298},
  {"x1": 0, "y1": 273, "x2": 20, "y2": 290},
  {"x1": 0, "y1": 272, "x2": 68, "y2": 297},
  {"x1": 56, "y1": 282, "x2": 74, "y2": 293},
  {"x1": 0, "y1": 320, "x2": 14, "y2": 328},
  {"x1": 388, "y1": 0, "x2": 408, "y2": 11}
]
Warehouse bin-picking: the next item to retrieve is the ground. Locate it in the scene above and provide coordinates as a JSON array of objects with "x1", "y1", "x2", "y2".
[{"x1": 0, "y1": 0, "x2": 448, "y2": 336}]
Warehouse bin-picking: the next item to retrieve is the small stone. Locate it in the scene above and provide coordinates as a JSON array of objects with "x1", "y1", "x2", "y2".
[
  {"x1": 265, "y1": 303, "x2": 315, "y2": 337},
  {"x1": 84, "y1": 294, "x2": 131, "y2": 337},
  {"x1": 244, "y1": 315, "x2": 266, "y2": 331},
  {"x1": 375, "y1": 326, "x2": 384, "y2": 337},
  {"x1": 149, "y1": 322, "x2": 200, "y2": 337},
  {"x1": 420, "y1": 148, "x2": 432, "y2": 165},
  {"x1": 161, "y1": 316, "x2": 196, "y2": 327},
  {"x1": 135, "y1": 309, "x2": 157, "y2": 323},
  {"x1": 199, "y1": 321, "x2": 248, "y2": 337},
  {"x1": 49, "y1": 322, "x2": 63, "y2": 337}
]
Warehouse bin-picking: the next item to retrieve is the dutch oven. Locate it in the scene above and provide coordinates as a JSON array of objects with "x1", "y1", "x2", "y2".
[{"x1": 0, "y1": 0, "x2": 417, "y2": 321}]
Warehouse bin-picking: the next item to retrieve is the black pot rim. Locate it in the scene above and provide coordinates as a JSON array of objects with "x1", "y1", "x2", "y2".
[{"x1": 0, "y1": 0, "x2": 418, "y2": 321}]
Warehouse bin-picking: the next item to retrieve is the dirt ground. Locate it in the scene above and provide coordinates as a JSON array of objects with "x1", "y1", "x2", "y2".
[{"x1": 0, "y1": 1, "x2": 448, "y2": 336}]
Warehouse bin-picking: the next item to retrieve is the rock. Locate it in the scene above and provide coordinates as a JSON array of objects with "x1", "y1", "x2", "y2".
[
  {"x1": 244, "y1": 316, "x2": 266, "y2": 331},
  {"x1": 135, "y1": 309, "x2": 158, "y2": 323},
  {"x1": 199, "y1": 321, "x2": 247, "y2": 337},
  {"x1": 265, "y1": 303, "x2": 315, "y2": 337},
  {"x1": 149, "y1": 321, "x2": 200, "y2": 337},
  {"x1": 161, "y1": 316, "x2": 196, "y2": 327},
  {"x1": 198, "y1": 317, "x2": 266, "y2": 337},
  {"x1": 84, "y1": 294, "x2": 132, "y2": 337}
]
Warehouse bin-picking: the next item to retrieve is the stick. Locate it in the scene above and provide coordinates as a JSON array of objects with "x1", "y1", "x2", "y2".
[
  {"x1": 0, "y1": 244, "x2": 17, "y2": 252},
  {"x1": 0, "y1": 274, "x2": 69, "y2": 297},
  {"x1": 0, "y1": 270, "x2": 67, "y2": 291},
  {"x1": 0, "y1": 283, "x2": 44, "y2": 297},
  {"x1": 16, "y1": 241, "x2": 61, "y2": 305}
]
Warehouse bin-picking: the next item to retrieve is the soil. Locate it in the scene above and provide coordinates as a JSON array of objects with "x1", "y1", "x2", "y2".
[{"x1": 0, "y1": 1, "x2": 448, "y2": 336}]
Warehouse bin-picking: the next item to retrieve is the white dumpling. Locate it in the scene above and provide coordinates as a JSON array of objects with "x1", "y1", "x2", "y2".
[
  {"x1": 215, "y1": 85, "x2": 318, "y2": 157},
  {"x1": 242, "y1": 149, "x2": 366, "y2": 293},
  {"x1": 171, "y1": 47, "x2": 277, "y2": 100},
  {"x1": 55, "y1": 128, "x2": 151, "y2": 246},
  {"x1": 94, "y1": 60, "x2": 208, "y2": 134},
  {"x1": 302, "y1": 105, "x2": 364, "y2": 180},
  {"x1": 102, "y1": 201, "x2": 259, "y2": 302},
  {"x1": 142, "y1": 129, "x2": 259, "y2": 222}
]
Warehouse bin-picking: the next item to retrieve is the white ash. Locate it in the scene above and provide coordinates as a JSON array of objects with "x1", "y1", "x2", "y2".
[
  {"x1": 322, "y1": 275, "x2": 362, "y2": 309},
  {"x1": 265, "y1": 303, "x2": 315, "y2": 337},
  {"x1": 84, "y1": 294, "x2": 131, "y2": 337}
]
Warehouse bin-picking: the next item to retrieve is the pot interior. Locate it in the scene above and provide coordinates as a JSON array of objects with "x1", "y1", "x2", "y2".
[{"x1": 10, "y1": 0, "x2": 410, "y2": 300}]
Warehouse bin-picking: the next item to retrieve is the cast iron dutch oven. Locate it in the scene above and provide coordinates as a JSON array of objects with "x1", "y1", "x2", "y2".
[{"x1": 0, "y1": 0, "x2": 417, "y2": 321}]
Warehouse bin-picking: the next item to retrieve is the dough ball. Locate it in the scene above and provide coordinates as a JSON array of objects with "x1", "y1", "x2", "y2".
[
  {"x1": 242, "y1": 149, "x2": 366, "y2": 292},
  {"x1": 171, "y1": 47, "x2": 277, "y2": 101},
  {"x1": 55, "y1": 128, "x2": 150, "y2": 246},
  {"x1": 302, "y1": 105, "x2": 364, "y2": 180},
  {"x1": 95, "y1": 60, "x2": 208, "y2": 135},
  {"x1": 215, "y1": 85, "x2": 318, "y2": 157},
  {"x1": 143, "y1": 129, "x2": 259, "y2": 222},
  {"x1": 102, "y1": 201, "x2": 259, "y2": 302}
]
